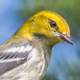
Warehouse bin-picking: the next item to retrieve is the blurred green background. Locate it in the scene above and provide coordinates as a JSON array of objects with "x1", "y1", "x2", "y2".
[{"x1": 0, "y1": 0, "x2": 80, "y2": 80}]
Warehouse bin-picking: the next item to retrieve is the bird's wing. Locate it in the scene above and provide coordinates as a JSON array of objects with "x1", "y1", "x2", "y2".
[
  {"x1": 0, "y1": 41, "x2": 45, "y2": 80},
  {"x1": 0, "y1": 41, "x2": 33, "y2": 75}
]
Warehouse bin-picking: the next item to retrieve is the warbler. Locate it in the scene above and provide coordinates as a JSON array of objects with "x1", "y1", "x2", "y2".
[{"x1": 0, "y1": 11, "x2": 73, "y2": 80}]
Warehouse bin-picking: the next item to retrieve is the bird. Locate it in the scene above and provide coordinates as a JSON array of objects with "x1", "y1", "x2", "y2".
[{"x1": 0, "y1": 11, "x2": 73, "y2": 80}]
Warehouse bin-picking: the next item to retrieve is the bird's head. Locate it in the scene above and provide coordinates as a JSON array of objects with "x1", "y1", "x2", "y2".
[{"x1": 16, "y1": 11, "x2": 73, "y2": 46}]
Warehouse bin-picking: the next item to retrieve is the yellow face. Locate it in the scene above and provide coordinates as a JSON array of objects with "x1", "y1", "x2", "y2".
[
  {"x1": 31, "y1": 11, "x2": 73, "y2": 45},
  {"x1": 33, "y1": 11, "x2": 70, "y2": 36},
  {"x1": 16, "y1": 11, "x2": 73, "y2": 45}
]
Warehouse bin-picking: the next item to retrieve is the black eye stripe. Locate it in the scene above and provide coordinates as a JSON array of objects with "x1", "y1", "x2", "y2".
[{"x1": 48, "y1": 19, "x2": 56, "y2": 28}]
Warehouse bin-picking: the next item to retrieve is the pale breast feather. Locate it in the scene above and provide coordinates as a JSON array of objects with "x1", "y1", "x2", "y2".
[
  {"x1": 0, "y1": 41, "x2": 46, "y2": 80},
  {"x1": 0, "y1": 42, "x2": 33, "y2": 75}
]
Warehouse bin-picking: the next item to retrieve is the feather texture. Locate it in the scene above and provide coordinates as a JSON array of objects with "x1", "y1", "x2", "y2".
[{"x1": 0, "y1": 40, "x2": 50, "y2": 80}]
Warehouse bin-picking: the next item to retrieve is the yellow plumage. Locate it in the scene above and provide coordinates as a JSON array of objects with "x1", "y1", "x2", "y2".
[{"x1": 0, "y1": 11, "x2": 73, "y2": 80}]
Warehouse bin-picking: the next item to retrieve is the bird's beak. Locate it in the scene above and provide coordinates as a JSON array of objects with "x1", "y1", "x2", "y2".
[
  {"x1": 54, "y1": 31, "x2": 74, "y2": 45},
  {"x1": 59, "y1": 33, "x2": 74, "y2": 45}
]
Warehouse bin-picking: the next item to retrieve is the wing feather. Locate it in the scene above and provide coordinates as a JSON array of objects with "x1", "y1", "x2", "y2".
[
  {"x1": 0, "y1": 42, "x2": 33, "y2": 75},
  {"x1": 0, "y1": 41, "x2": 46, "y2": 80}
]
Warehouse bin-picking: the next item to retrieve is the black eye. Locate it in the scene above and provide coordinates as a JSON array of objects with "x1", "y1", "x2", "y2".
[{"x1": 48, "y1": 19, "x2": 56, "y2": 28}]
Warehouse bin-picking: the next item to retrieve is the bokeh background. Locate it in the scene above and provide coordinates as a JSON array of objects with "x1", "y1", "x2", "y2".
[{"x1": 0, "y1": 0, "x2": 80, "y2": 80}]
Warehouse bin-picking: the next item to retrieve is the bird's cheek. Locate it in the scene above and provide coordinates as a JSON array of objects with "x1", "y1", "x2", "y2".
[{"x1": 49, "y1": 36, "x2": 61, "y2": 46}]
